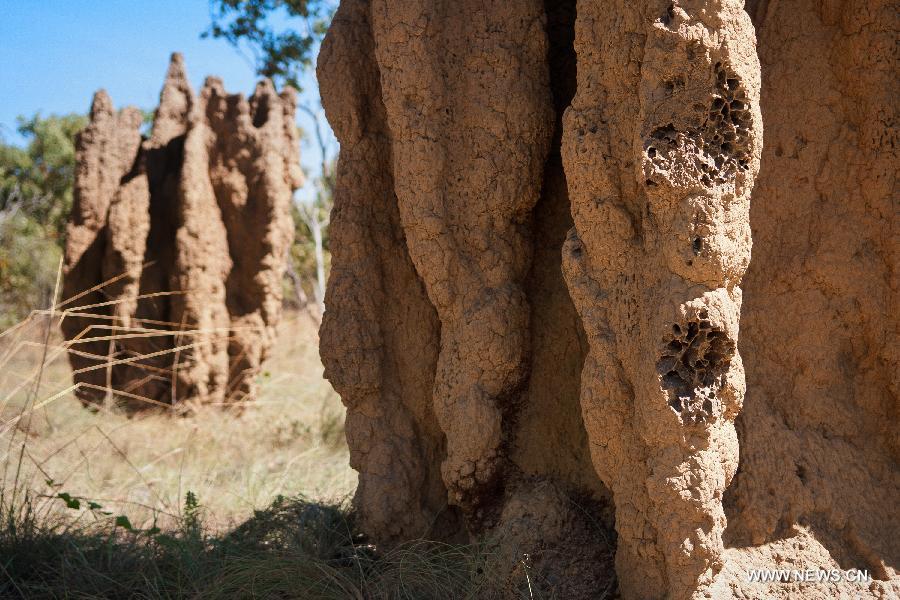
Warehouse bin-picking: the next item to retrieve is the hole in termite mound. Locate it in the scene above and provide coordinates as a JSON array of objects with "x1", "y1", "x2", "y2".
[
  {"x1": 644, "y1": 62, "x2": 753, "y2": 185},
  {"x1": 657, "y1": 314, "x2": 735, "y2": 424}
]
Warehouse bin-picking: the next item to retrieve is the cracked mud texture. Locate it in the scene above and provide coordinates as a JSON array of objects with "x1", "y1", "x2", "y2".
[
  {"x1": 319, "y1": 0, "x2": 615, "y2": 593},
  {"x1": 62, "y1": 53, "x2": 302, "y2": 411},
  {"x1": 320, "y1": 0, "x2": 897, "y2": 598}
]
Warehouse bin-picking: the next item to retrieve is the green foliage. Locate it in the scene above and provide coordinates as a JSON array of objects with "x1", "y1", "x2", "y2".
[
  {"x1": 0, "y1": 113, "x2": 86, "y2": 240},
  {"x1": 0, "y1": 113, "x2": 85, "y2": 326},
  {"x1": 182, "y1": 490, "x2": 203, "y2": 542},
  {"x1": 56, "y1": 492, "x2": 81, "y2": 510},
  {"x1": 203, "y1": 0, "x2": 334, "y2": 90},
  {"x1": 0, "y1": 212, "x2": 61, "y2": 328}
]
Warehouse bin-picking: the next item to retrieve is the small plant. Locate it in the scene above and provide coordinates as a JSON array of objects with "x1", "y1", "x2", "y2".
[{"x1": 182, "y1": 490, "x2": 203, "y2": 539}]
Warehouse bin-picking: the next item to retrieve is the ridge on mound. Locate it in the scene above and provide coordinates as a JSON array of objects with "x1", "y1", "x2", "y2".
[{"x1": 318, "y1": 1, "x2": 898, "y2": 598}]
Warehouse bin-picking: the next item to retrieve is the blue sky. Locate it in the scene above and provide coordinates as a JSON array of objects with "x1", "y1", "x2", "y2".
[{"x1": 0, "y1": 0, "x2": 335, "y2": 203}]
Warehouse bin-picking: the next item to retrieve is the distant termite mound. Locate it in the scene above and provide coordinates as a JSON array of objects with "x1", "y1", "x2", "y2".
[
  {"x1": 318, "y1": 0, "x2": 897, "y2": 598},
  {"x1": 62, "y1": 53, "x2": 303, "y2": 411}
]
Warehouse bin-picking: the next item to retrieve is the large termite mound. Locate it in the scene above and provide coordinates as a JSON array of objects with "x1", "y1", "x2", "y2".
[
  {"x1": 319, "y1": 0, "x2": 897, "y2": 598},
  {"x1": 722, "y1": 0, "x2": 900, "y2": 592},
  {"x1": 62, "y1": 53, "x2": 302, "y2": 411}
]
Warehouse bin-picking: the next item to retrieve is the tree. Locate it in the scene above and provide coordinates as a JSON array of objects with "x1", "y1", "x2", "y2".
[
  {"x1": 202, "y1": 0, "x2": 331, "y2": 91},
  {"x1": 295, "y1": 103, "x2": 334, "y2": 314},
  {"x1": 0, "y1": 113, "x2": 87, "y2": 327},
  {"x1": 0, "y1": 113, "x2": 87, "y2": 241}
]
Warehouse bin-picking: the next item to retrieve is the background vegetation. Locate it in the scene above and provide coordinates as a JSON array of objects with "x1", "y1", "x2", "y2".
[{"x1": 0, "y1": 114, "x2": 85, "y2": 328}]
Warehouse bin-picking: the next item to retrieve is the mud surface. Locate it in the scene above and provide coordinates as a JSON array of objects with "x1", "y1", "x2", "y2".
[{"x1": 319, "y1": 1, "x2": 898, "y2": 598}]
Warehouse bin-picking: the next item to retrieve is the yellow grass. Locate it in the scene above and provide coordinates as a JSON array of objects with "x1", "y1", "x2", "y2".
[
  {"x1": 0, "y1": 284, "x2": 568, "y2": 599},
  {"x1": 0, "y1": 309, "x2": 356, "y2": 531}
]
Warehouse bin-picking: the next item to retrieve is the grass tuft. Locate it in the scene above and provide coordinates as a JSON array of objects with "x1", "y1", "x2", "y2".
[{"x1": 0, "y1": 492, "x2": 549, "y2": 599}]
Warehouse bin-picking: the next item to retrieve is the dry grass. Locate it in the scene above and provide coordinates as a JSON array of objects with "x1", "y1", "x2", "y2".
[
  {"x1": 0, "y1": 282, "x2": 552, "y2": 599},
  {"x1": 0, "y1": 306, "x2": 356, "y2": 532}
]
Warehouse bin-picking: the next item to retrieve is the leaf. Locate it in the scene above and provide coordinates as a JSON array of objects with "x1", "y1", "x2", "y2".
[
  {"x1": 114, "y1": 515, "x2": 134, "y2": 531},
  {"x1": 57, "y1": 492, "x2": 80, "y2": 510}
]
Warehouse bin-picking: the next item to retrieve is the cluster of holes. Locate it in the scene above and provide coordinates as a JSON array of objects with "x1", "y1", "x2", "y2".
[
  {"x1": 645, "y1": 63, "x2": 752, "y2": 186},
  {"x1": 703, "y1": 63, "x2": 752, "y2": 181},
  {"x1": 657, "y1": 308, "x2": 735, "y2": 424}
]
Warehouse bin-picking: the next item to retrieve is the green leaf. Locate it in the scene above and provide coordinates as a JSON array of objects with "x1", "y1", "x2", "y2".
[
  {"x1": 114, "y1": 515, "x2": 134, "y2": 530},
  {"x1": 57, "y1": 492, "x2": 80, "y2": 510}
]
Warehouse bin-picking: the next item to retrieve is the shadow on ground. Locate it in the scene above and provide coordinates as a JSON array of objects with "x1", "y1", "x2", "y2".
[{"x1": 0, "y1": 494, "x2": 575, "y2": 599}]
